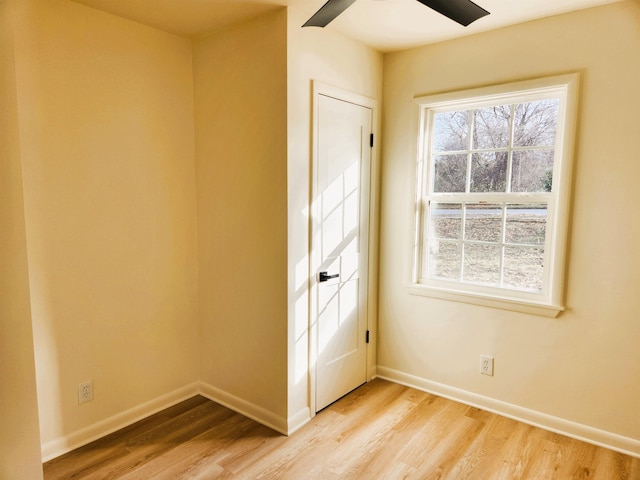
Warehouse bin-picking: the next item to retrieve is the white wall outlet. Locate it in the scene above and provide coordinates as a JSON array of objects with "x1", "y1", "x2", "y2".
[
  {"x1": 78, "y1": 380, "x2": 94, "y2": 404},
  {"x1": 480, "y1": 355, "x2": 494, "y2": 376}
]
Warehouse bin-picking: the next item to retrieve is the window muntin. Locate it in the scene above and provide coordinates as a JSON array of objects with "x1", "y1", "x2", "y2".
[
  {"x1": 425, "y1": 202, "x2": 548, "y2": 292},
  {"x1": 412, "y1": 75, "x2": 578, "y2": 316},
  {"x1": 430, "y1": 100, "x2": 558, "y2": 195}
]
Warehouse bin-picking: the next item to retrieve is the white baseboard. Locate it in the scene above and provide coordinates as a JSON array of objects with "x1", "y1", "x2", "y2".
[
  {"x1": 377, "y1": 366, "x2": 640, "y2": 458},
  {"x1": 41, "y1": 382, "x2": 200, "y2": 463},
  {"x1": 198, "y1": 382, "x2": 289, "y2": 435},
  {"x1": 287, "y1": 407, "x2": 311, "y2": 435}
]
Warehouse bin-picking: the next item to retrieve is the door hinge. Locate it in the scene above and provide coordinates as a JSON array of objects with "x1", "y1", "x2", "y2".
[
  {"x1": 366, "y1": 330, "x2": 370, "y2": 344},
  {"x1": 369, "y1": 133, "x2": 374, "y2": 148}
]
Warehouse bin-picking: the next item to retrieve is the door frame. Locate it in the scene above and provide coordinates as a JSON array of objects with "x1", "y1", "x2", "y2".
[{"x1": 308, "y1": 81, "x2": 379, "y2": 416}]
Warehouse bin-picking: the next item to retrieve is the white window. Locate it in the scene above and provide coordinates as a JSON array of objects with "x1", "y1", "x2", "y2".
[{"x1": 410, "y1": 75, "x2": 579, "y2": 317}]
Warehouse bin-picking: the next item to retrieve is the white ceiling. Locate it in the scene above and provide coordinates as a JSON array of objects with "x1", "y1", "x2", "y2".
[{"x1": 71, "y1": 0, "x2": 622, "y2": 52}]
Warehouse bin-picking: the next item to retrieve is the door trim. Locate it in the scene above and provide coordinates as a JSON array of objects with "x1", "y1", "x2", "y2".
[{"x1": 309, "y1": 81, "x2": 378, "y2": 416}]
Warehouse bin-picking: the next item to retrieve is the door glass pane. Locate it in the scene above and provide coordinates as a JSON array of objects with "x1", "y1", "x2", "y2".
[
  {"x1": 429, "y1": 203, "x2": 462, "y2": 240},
  {"x1": 472, "y1": 105, "x2": 511, "y2": 149},
  {"x1": 433, "y1": 110, "x2": 469, "y2": 152},
  {"x1": 504, "y1": 246, "x2": 544, "y2": 291},
  {"x1": 511, "y1": 150, "x2": 554, "y2": 192},
  {"x1": 433, "y1": 154, "x2": 467, "y2": 192},
  {"x1": 463, "y1": 243, "x2": 501, "y2": 285},
  {"x1": 513, "y1": 99, "x2": 558, "y2": 147},
  {"x1": 428, "y1": 240, "x2": 461, "y2": 280},
  {"x1": 506, "y1": 204, "x2": 547, "y2": 245},
  {"x1": 464, "y1": 204, "x2": 502, "y2": 242},
  {"x1": 470, "y1": 152, "x2": 507, "y2": 192}
]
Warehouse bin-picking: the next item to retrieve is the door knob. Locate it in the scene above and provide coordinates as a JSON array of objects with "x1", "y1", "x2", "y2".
[{"x1": 319, "y1": 271, "x2": 340, "y2": 283}]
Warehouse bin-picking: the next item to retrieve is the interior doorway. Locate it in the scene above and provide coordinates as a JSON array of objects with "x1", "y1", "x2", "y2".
[{"x1": 310, "y1": 83, "x2": 375, "y2": 412}]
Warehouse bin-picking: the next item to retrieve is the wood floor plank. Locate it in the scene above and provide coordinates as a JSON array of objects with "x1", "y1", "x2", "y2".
[
  {"x1": 43, "y1": 396, "x2": 212, "y2": 479},
  {"x1": 237, "y1": 411, "x2": 346, "y2": 479},
  {"x1": 100, "y1": 402, "x2": 234, "y2": 479},
  {"x1": 116, "y1": 409, "x2": 259, "y2": 480},
  {"x1": 409, "y1": 413, "x2": 486, "y2": 478},
  {"x1": 354, "y1": 393, "x2": 446, "y2": 478},
  {"x1": 396, "y1": 398, "x2": 472, "y2": 467},
  {"x1": 43, "y1": 379, "x2": 640, "y2": 479},
  {"x1": 490, "y1": 422, "x2": 545, "y2": 479},
  {"x1": 322, "y1": 390, "x2": 421, "y2": 475},
  {"x1": 444, "y1": 413, "x2": 518, "y2": 480}
]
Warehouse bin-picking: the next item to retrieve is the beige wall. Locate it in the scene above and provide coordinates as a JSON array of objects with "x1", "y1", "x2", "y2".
[
  {"x1": 194, "y1": 10, "x2": 289, "y2": 422},
  {"x1": 0, "y1": 1, "x2": 44, "y2": 478},
  {"x1": 286, "y1": 7, "x2": 383, "y2": 424},
  {"x1": 16, "y1": 0, "x2": 199, "y2": 452},
  {"x1": 379, "y1": 0, "x2": 640, "y2": 449}
]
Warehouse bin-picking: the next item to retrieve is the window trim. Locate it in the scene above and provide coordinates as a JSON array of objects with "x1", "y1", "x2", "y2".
[{"x1": 410, "y1": 74, "x2": 579, "y2": 317}]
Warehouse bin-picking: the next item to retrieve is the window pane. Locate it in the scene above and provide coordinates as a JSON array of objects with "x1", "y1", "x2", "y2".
[
  {"x1": 463, "y1": 243, "x2": 501, "y2": 285},
  {"x1": 430, "y1": 203, "x2": 462, "y2": 240},
  {"x1": 506, "y1": 205, "x2": 547, "y2": 245},
  {"x1": 433, "y1": 154, "x2": 467, "y2": 193},
  {"x1": 464, "y1": 204, "x2": 502, "y2": 242},
  {"x1": 470, "y1": 152, "x2": 507, "y2": 192},
  {"x1": 511, "y1": 150, "x2": 554, "y2": 192},
  {"x1": 513, "y1": 99, "x2": 558, "y2": 147},
  {"x1": 428, "y1": 241, "x2": 461, "y2": 280},
  {"x1": 472, "y1": 105, "x2": 511, "y2": 149},
  {"x1": 433, "y1": 111, "x2": 469, "y2": 152},
  {"x1": 504, "y1": 246, "x2": 544, "y2": 291}
]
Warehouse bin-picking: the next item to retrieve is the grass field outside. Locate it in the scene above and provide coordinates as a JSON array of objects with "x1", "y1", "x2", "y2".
[{"x1": 426, "y1": 208, "x2": 546, "y2": 292}]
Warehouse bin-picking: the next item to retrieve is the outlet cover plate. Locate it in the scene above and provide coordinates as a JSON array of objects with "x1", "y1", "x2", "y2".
[
  {"x1": 78, "y1": 380, "x2": 94, "y2": 404},
  {"x1": 480, "y1": 355, "x2": 494, "y2": 376}
]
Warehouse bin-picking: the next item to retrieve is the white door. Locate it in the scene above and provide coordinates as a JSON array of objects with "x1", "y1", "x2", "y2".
[{"x1": 313, "y1": 88, "x2": 373, "y2": 412}]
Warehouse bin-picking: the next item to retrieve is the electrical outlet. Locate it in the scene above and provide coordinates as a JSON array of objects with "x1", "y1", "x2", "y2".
[
  {"x1": 480, "y1": 356, "x2": 494, "y2": 376},
  {"x1": 78, "y1": 380, "x2": 94, "y2": 404}
]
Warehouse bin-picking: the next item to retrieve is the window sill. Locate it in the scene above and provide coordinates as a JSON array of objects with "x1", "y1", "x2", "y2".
[{"x1": 408, "y1": 284, "x2": 564, "y2": 318}]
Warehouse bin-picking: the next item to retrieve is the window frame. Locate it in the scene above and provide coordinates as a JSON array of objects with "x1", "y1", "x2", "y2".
[{"x1": 410, "y1": 74, "x2": 579, "y2": 317}]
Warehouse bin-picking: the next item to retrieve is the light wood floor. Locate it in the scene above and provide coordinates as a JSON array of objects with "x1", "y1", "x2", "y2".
[{"x1": 43, "y1": 379, "x2": 640, "y2": 479}]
